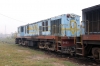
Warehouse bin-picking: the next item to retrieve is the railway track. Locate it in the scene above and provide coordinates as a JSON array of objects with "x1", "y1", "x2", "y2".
[{"x1": 31, "y1": 47, "x2": 100, "y2": 66}]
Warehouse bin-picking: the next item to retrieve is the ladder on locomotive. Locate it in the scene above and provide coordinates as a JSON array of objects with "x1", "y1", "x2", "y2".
[
  {"x1": 76, "y1": 35, "x2": 84, "y2": 56},
  {"x1": 76, "y1": 21, "x2": 89, "y2": 56}
]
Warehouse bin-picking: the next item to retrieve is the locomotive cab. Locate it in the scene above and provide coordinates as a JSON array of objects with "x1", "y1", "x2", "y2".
[{"x1": 17, "y1": 26, "x2": 25, "y2": 37}]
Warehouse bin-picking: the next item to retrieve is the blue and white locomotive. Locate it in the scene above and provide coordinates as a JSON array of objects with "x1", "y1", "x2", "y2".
[{"x1": 16, "y1": 13, "x2": 81, "y2": 55}]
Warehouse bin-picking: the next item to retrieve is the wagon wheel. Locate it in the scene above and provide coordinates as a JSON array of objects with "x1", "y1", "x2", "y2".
[{"x1": 92, "y1": 47, "x2": 100, "y2": 63}]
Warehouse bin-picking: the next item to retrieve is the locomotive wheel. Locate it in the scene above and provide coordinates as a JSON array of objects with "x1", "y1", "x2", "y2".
[
  {"x1": 19, "y1": 40, "x2": 22, "y2": 45},
  {"x1": 38, "y1": 42, "x2": 44, "y2": 49},
  {"x1": 38, "y1": 42, "x2": 42, "y2": 48},
  {"x1": 47, "y1": 44, "x2": 55, "y2": 51},
  {"x1": 92, "y1": 47, "x2": 100, "y2": 63},
  {"x1": 51, "y1": 44, "x2": 55, "y2": 51},
  {"x1": 44, "y1": 43, "x2": 48, "y2": 49},
  {"x1": 24, "y1": 41, "x2": 28, "y2": 46},
  {"x1": 22, "y1": 41, "x2": 25, "y2": 45}
]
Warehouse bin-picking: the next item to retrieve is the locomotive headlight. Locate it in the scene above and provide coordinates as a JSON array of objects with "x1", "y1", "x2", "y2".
[
  {"x1": 70, "y1": 14, "x2": 75, "y2": 18},
  {"x1": 67, "y1": 14, "x2": 75, "y2": 18}
]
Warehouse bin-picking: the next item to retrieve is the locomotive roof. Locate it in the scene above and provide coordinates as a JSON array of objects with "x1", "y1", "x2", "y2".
[
  {"x1": 25, "y1": 14, "x2": 65, "y2": 25},
  {"x1": 18, "y1": 14, "x2": 80, "y2": 27},
  {"x1": 29, "y1": 14, "x2": 80, "y2": 25},
  {"x1": 82, "y1": 4, "x2": 100, "y2": 12}
]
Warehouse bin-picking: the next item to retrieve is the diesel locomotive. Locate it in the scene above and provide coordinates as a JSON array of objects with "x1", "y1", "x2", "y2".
[{"x1": 15, "y1": 5, "x2": 100, "y2": 61}]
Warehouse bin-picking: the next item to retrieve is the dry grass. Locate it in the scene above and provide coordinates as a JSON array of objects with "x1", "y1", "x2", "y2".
[{"x1": 0, "y1": 39, "x2": 79, "y2": 66}]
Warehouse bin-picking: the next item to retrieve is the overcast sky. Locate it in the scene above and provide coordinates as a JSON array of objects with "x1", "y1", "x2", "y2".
[{"x1": 0, "y1": 0, "x2": 99, "y2": 34}]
